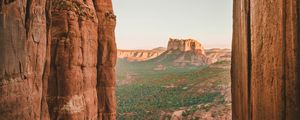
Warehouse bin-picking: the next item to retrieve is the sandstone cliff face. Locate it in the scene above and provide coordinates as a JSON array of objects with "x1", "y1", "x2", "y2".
[
  {"x1": 0, "y1": 0, "x2": 117, "y2": 119},
  {"x1": 48, "y1": 0, "x2": 99, "y2": 119},
  {"x1": 0, "y1": 0, "x2": 49, "y2": 119},
  {"x1": 232, "y1": 0, "x2": 300, "y2": 119},
  {"x1": 94, "y1": 0, "x2": 117, "y2": 119},
  {"x1": 117, "y1": 49, "x2": 165, "y2": 61}
]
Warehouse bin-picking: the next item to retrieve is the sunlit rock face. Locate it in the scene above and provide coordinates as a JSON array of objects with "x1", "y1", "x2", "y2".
[
  {"x1": 167, "y1": 38, "x2": 206, "y2": 54},
  {"x1": 0, "y1": 0, "x2": 117, "y2": 119}
]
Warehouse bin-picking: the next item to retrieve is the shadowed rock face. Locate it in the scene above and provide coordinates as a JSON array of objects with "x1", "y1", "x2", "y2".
[
  {"x1": 232, "y1": 0, "x2": 300, "y2": 119},
  {"x1": 0, "y1": 0, "x2": 117, "y2": 119}
]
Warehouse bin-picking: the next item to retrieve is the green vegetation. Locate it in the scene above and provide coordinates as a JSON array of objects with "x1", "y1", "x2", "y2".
[{"x1": 116, "y1": 59, "x2": 230, "y2": 119}]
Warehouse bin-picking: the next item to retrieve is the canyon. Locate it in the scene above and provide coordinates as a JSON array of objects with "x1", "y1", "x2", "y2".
[{"x1": 0, "y1": 0, "x2": 299, "y2": 120}]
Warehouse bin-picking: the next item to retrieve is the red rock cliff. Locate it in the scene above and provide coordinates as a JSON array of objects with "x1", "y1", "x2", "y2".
[
  {"x1": 0, "y1": 0, "x2": 117, "y2": 119},
  {"x1": 0, "y1": 0, "x2": 50, "y2": 119}
]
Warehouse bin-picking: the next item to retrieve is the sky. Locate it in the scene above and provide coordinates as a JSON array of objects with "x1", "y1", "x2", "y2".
[{"x1": 112, "y1": 0, "x2": 233, "y2": 50}]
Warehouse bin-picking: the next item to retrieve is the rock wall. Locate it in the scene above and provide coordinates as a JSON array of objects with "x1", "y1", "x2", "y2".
[
  {"x1": 0, "y1": 0, "x2": 117, "y2": 119},
  {"x1": 0, "y1": 0, "x2": 49, "y2": 119},
  {"x1": 48, "y1": 0, "x2": 99, "y2": 119},
  {"x1": 232, "y1": 0, "x2": 300, "y2": 119},
  {"x1": 167, "y1": 38, "x2": 205, "y2": 54}
]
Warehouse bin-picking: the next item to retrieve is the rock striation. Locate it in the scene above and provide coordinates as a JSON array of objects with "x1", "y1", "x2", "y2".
[
  {"x1": 0, "y1": 0, "x2": 117, "y2": 120},
  {"x1": 0, "y1": 0, "x2": 50, "y2": 119},
  {"x1": 117, "y1": 49, "x2": 165, "y2": 61}
]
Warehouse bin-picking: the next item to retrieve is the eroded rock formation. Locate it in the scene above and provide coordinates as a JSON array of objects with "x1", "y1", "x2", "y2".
[
  {"x1": 232, "y1": 0, "x2": 300, "y2": 119},
  {"x1": 0, "y1": 0, "x2": 117, "y2": 119},
  {"x1": 150, "y1": 38, "x2": 211, "y2": 66},
  {"x1": 167, "y1": 38, "x2": 205, "y2": 54},
  {"x1": 48, "y1": 0, "x2": 99, "y2": 119},
  {"x1": 94, "y1": 0, "x2": 117, "y2": 119}
]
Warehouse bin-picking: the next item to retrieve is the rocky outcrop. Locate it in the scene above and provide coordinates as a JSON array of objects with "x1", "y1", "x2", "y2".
[
  {"x1": 167, "y1": 38, "x2": 205, "y2": 54},
  {"x1": 117, "y1": 49, "x2": 165, "y2": 61},
  {"x1": 232, "y1": 0, "x2": 300, "y2": 119},
  {"x1": 151, "y1": 38, "x2": 211, "y2": 66},
  {"x1": 0, "y1": 0, "x2": 117, "y2": 119}
]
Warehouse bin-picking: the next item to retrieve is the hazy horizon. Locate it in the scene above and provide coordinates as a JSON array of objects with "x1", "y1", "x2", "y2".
[{"x1": 113, "y1": 0, "x2": 233, "y2": 50}]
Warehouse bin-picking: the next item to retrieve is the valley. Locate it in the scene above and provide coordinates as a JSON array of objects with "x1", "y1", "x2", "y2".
[{"x1": 116, "y1": 39, "x2": 231, "y2": 119}]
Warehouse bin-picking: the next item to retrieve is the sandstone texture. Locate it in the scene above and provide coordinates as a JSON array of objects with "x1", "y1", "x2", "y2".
[
  {"x1": 0, "y1": 0, "x2": 117, "y2": 119},
  {"x1": 232, "y1": 0, "x2": 300, "y2": 119},
  {"x1": 0, "y1": 0, "x2": 49, "y2": 119}
]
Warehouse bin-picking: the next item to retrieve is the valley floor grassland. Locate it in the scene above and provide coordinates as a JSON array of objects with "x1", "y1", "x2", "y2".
[{"x1": 116, "y1": 59, "x2": 231, "y2": 119}]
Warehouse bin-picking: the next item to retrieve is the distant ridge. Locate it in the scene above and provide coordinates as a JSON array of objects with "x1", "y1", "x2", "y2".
[
  {"x1": 117, "y1": 38, "x2": 231, "y2": 66},
  {"x1": 117, "y1": 48, "x2": 166, "y2": 61}
]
